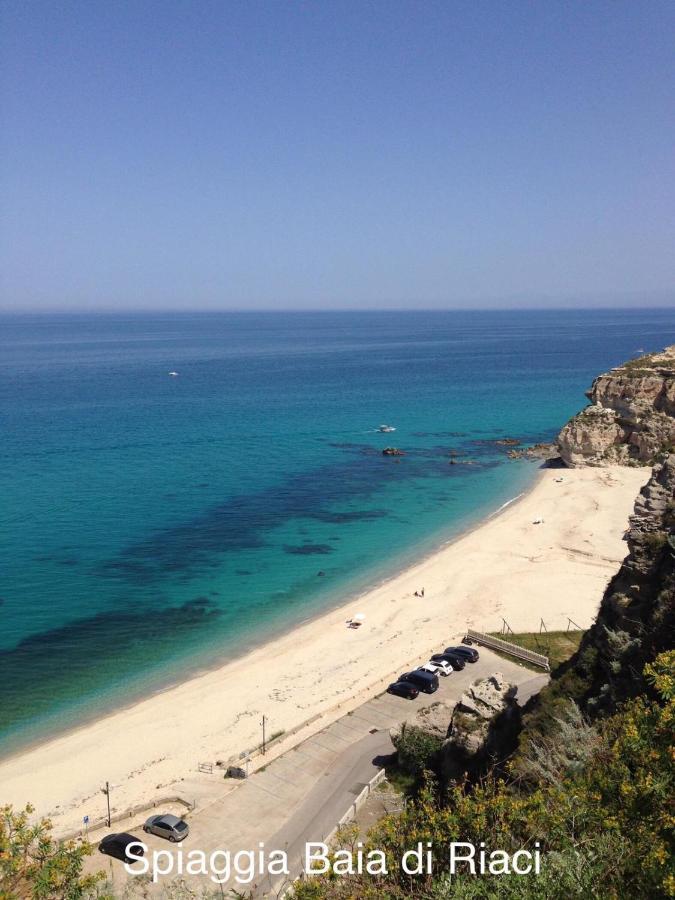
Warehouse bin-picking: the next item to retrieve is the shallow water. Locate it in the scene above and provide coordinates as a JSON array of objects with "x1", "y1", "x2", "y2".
[{"x1": 1, "y1": 308, "x2": 672, "y2": 750}]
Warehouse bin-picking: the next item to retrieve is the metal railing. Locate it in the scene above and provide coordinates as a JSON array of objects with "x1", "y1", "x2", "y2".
[{"x1": 465, "y1": 628, "x2": 550, "y2": 671}]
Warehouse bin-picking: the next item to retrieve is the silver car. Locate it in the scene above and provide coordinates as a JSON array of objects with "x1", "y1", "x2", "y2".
[{"x1": 143, "y1": 813, "x2": 189, "y2": 842}]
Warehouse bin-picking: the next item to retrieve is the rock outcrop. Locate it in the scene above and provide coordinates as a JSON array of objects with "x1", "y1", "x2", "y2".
[
  {"x1": 389, "y1": 699, "x2": 455, "y2": 745},
  {"x1": 520, "y1": 455, "x2": 675, "y2": 727},
  {"x1": 441, "y1": 673, "x2": 520, "y2": 781},
  {"x1": 389, "y1": 674, "x2": 521, "y2": 782},
  {"x1": 506, "y1": 442, "x2": 559, "y2": 462},
  {"x1": 557, "y1": 345, "x2": 675, "y2": 467}
]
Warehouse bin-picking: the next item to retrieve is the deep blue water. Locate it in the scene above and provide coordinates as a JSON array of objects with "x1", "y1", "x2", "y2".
[{"x1": 1, "y1": 308, "x2": 673, "y2": 751}]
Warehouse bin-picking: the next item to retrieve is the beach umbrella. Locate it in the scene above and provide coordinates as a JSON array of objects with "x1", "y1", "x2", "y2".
[{"x1": 353, "y1": 612, "x2": 366, "y2": 621}]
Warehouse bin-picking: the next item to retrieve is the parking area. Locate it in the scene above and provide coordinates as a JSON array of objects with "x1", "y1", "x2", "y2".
[{"x1": 87, "y1": 648, "x2": 546, "y2": 896}]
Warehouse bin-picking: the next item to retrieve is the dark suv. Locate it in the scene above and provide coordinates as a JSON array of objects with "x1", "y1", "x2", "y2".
[
  {"x1": 399, "y1": 669, "x2": 439, "y2": 693},
  {"x1": 387, "y1": 680, "x2": 420, "y2": 699},
  {"x1": 445, "y1": 645, "x2": 479, "y2": 662}
]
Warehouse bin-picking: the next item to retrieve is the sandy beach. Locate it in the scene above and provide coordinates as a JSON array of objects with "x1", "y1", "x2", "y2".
[{"x1": 0, "y1": 463, "x2": 648, "y2": 835}]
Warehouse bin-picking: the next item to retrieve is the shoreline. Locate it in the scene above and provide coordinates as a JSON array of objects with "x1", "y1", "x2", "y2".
[
  {"x1": 0, "y1": 463, "x2": 648, "y2": 834},
  {"x1": 0, "y1": 466, "x2": 537, "y2": 763}
]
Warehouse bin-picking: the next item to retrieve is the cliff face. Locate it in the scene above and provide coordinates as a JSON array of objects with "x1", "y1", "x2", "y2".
[
  {"x1": 557, "y1": 345, "x2": 675, "y2": 467},
  {"x1": 535, "y1": 455, "x2": 675, "y2": 718}
]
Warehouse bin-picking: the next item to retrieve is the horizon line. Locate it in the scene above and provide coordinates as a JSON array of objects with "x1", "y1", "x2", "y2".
[{"x1": 1, "y1": 303, "x2": 675, "y2": 316}]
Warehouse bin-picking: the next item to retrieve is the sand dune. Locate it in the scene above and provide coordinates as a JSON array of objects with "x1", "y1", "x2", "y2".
[{"x1": 0, "y1": 464, "x2": 648, "y2": 835}]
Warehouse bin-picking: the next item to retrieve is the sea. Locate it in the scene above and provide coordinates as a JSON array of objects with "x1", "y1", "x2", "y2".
[{"x1": 1, "y1": 307, "x2": 673, "y2": 753}]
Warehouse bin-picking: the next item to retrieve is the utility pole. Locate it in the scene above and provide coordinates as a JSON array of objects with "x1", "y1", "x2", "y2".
[
  {"x1": 102, "y1": 781, "x2": 111, "y2": 827},
  {"x1": 261, "y1": 715, "x2": 266, "y2": 755}
]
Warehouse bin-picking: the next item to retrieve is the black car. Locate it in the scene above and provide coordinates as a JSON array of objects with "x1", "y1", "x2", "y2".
[
  {"x1": 387, "y1": 680, "x2": 420, "y2": 699},
  {"x1": 399, "y1": 669, "x2": 439, "y2": 693},
  {"x1": 98, "y1": 832, "x2": 144, "y2": 863},
  {"x1": 445, "y1": 645, "x2": 480, "y2": 662},
  {"x1": 430, "y1": 652, "x2": 466, "y2": 671}
]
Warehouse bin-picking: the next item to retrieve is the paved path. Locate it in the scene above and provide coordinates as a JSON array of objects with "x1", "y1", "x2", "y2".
[{"x1": 90, "y1": 651, "x2": 547, "y2": 896}]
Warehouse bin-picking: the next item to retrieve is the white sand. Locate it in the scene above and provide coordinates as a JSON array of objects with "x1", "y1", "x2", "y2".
[{"x1": 0, "y1": 464, "x2": 648, "y2": 835}]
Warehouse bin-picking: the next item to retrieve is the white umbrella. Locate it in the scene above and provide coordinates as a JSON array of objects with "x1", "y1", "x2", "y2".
[{"x1": 353, "y1": 612, "x2": 366, "y2": 621}]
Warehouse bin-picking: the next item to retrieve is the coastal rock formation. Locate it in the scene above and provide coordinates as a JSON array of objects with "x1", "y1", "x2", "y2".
[
  {"x1": 557, "y1": 345, "x2": 675, "y2": 467},
  {"x1": 518, "y1": 455, "x2": 675, "y2": 734},
  {"x1": 389, "y1": 675, "x2": 520, "y2": 782},
  {"x1": 389, "y1": 700, "x2": 455, "y2": 745},
  {"x1": 441, "y1": 673, "x2": 520, "y2": 781},
  {"x1": 506, "y1": 442, "x2": 559, "y2": 461},
  {"x1": 382, "y1": 447, "x2": 404, "y2": 456}
]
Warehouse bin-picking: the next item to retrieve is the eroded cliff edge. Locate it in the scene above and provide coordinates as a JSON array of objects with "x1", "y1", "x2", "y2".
[
  {"x1": 557, "y1": 344, "x2": 675, "y2": 467},
  {"x1": 515, "y1": 454, "x2": 675, "y2": 766}
]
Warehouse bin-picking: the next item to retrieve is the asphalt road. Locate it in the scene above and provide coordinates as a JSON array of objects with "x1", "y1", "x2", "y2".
[{"x1": 89, "y1": 651, "x2": 547, "y2": 897}]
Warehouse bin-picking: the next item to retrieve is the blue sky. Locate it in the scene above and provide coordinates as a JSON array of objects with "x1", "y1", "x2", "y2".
[{"x1": 1, "y1": 0, "x2": 674, "y2": 311}]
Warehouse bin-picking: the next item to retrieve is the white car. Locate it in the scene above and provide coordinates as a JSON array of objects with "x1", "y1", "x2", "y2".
[{"x1": 420, "y1": 660, "x2": 453, "y2": 677}]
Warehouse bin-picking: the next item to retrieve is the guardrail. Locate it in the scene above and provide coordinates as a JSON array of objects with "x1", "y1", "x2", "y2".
[
  {"x1": 273, "y1": 767, "x2": 387, "y2": 898},
  {"x1": 465, "y1": 629, "x2": 550, "y2": 671},
  {"x1": 58, "y1": 795, "x2": 194, "y2": 843}
]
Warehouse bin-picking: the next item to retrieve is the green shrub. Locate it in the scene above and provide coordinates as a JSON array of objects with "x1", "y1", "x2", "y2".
[{"x1": 391, "y1": 724, "x2": 443, "y2": 777}]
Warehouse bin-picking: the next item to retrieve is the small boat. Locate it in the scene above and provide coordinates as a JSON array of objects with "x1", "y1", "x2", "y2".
[
  {"x1": 168, "y1": 371, "x2": 179, "y2": 377},
  {"x1": 377, "y1": 424, "x2": 396, "y2": 433}
]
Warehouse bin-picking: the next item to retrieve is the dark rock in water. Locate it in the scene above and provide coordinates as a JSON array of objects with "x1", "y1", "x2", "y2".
[
  {"x1": 283, "y1": 543, "x2": 334, "y2": 555},
  {"x1": 495, "y1": 438, "x2": 521, "y2": 446},
  {"x1": 314, "y1": 509, "x2": 388, "y2": 523},
  {"x1": 506, "y1": 442, "x2": 558, "y2": 461},
  {"x1": 382, "y1": 447, "x2": 405, "y2": 456}
]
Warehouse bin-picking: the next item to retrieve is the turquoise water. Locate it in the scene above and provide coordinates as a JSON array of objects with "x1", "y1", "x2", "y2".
[{"x1": 1, "y1": 308, "x2": 673, "y2": 751}]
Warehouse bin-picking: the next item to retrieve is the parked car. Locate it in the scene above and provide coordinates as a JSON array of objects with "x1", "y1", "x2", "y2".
[
  {"x1": 445, "y1": 645, "x2": 480, "y2": 662},
  {"x1": 430, "y1": 652, "x2": 466, "y2": 671},
  {"x1": 420, "y1": 659, "x2": 453, "y2": 677},
  {"x1": 99, "y1": 833, "x2": 144, "y2": 863},
  {"x1": 387, "y1": 680, "x2": 420, "y2": 699},
  {"x1": 399, "y1": 669, "x2": 439, "y2": 693},
  {"x1": 143, "y1": 813, "x2": 190, "y2": 842}
]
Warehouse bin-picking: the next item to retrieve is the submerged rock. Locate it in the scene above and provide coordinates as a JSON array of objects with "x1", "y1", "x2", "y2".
[
  {"x1": 382, "y1": 447, "x2": 405, "y2": 456},
  {"x1": 506, "y1": 442, "x2": 559, "y2": 461}
]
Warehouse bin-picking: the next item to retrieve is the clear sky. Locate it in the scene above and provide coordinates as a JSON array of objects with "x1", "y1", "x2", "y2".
[{"x1": 1, "y1": 0, "x2": 674, "y2": 311}]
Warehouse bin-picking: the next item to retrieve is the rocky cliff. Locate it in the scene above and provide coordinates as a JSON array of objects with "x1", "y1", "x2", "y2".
[
  {"x1": 557, "y1": 345, "x2": 675, "y2": 467},
  {"x1": 441, "y1": 673, "x2": 520, "y2": 781},
  {"x1": 390, "y1": 673, "x2": 520, "y2": 784},
  {"x1": 520, "y1": 455, "x2": 675, "y2": 734}
]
